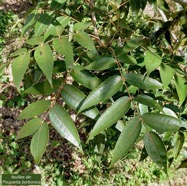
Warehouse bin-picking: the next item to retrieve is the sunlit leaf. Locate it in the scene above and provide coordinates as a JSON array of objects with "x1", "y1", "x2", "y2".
[{"x1": 160, "y1": 64, "x2": 174, "y2": 87}]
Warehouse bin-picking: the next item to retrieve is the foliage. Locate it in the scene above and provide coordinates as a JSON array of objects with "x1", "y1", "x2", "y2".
[{"x1": 3, "y1": 0, "x2": 187, "y2": 174}]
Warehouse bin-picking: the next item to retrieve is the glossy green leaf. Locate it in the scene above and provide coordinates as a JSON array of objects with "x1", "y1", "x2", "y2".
[
  {"x1": 30, "y1": 122, "x2": 49, "y2": 165},
  {"x1": 79, "y1": 75, "x2": 123, "y2": 112},
  {"x1": 135, "y1": 95, "x2": 163, "y2": 112},
  {"x1": 118, "y1": 54, "x2": 137, "y2": 65},
  {"x1": 144, "y1": 50, "x2": 162, "y2": 76},
  {"x1": 160, "y1": 64, "x2": 174, "y2": 87},
  {"x1": 144, "y1": 131, "x2": 167, "y2": 173},
  {"x1": 74, "y1": 31, "x2": 96, "y2": 51},
  {"x1": 24, "y1": 78, "x2": 63, "y2": 95},
  {"x1": 174, "y1": 75, "x2": 187, "y2": 105},
  {"x1": 174, "y1": 131, "x2": 185, "y2": 159},
  {"x1": 53, "y1": 37, "x2": 74, "y2": 68},
  {"x1": 110, "y1": 117, "x2": 141, "y2": 166},
  {"x1": 17, "y1": 118, "x2": 42, "y2": 139},
  {"x1": 71, "y1": 65, "x2": 101, "y2": 90},
  {"x1": 34, "y1": 43, "x2": 54, "y2": 85},
  {"x1": 123, "y1": 37, "x2": 143, "y2": 53},
  {"x1": 61, "y1": 84, "x2": 100, "y2": 120},
  {"x1": 18, "y1": 100, "x2": 51, "y2": 120},
  {"x1": 49, "y1": 104, "x2": 82, "y2": 151},
  {"x1": 34, "y1": 12, "x2": 55, "y2": 36},
  {"x1": 12, "y1": 52, "x2": 30, "y2": 88},
  {"x1": 26, "y1": 36, "x2": 44, "y2": 46},
  {"x1": 124, "y1": 73, "x2": 163, "y2": 90},
  {"x1": 89, "y1": 96, "x2": 131, "y2": 140},
  {"x1": 142, "y1": 113, "x2": 183, "y2": 132},
  {"x1": 10, "y1": 48, "x2": 27, "y2": 57},
  {"x1": 56, "y1": 16, "x2": 70, "y2": 27},
  {"x1": 85, "y1": 57, "x2": 116, "y2": 70}
]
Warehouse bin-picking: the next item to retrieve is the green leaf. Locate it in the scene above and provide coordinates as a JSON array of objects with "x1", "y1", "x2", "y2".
[
  {"x1": 34, "y1": 43, "x2": 54, "y2": 85},
  {"x1": 135, "y1": 95, "x2": 163, "y2": 112},
  {"x1": 142, "y1": 113, "x2": 183, "y2": 132},
  {"x1": 79, "y1": 75, "x2": 123, "y2": 112},
  {"x1": 30, "y1": 122, "x2": 49, "y2": 165},
  {"x1": 84, "y1": 57, "x2": 116, "y2": 70},
  {"x1": 49, "y1": 104, "x2": 82, "y2": 151},
  {"x1": 124, "y1": 73, "x2": 163, "y2": 90},
  {"x1": 89, "y1": 96, "x2": 131, "y2": 140},
  {"x1": 174, "y1": 75, "x2": 187, "y2": 105},
  {"x1": 123, "y1": 37, "x2": 143, "y2": 53},
  {"x1": 10, "y1": 48, "x2": 27, "y2": 57},
  {"x1": 74, "y1": 21, "x2": 92, "y2": 31},
  {"x1": 44, "y1": 25, "x2": 64, "y2": 39},
  {"x1": 12, "y1": 52, "x2": 30, "y2": 88},
  {"x1": 24, "y1": 78, "x2": 63, "y2": 95},
  {"x1": 174, "y1": 131, "x2": 185, "y2": 159},
  {"x1": 71, "y1": 65, "x2": 101, "y2": 90},
  {"x1": 18, "y1": 100, "x2": 51, "y2": 120},
  {"x1": 61, "y1": 84, "x2": 100, "y2": 120},
  {"x1": 144, "y1": 50, "x2": 162, "y2": 76},
  {"x1": 26, "y1": 36, "x2": 44, "y2": 46},
  {"x1": 118, "y1": 54, "x2": 137, "y2": 65},
  {"x1": 160, "y1": 64, "x2": 174, "y2": 88},
  {"x1": 34, "y1": 12, "x2": 55, "y2": 36},
  {"x1": 0, "y1": 63, "x2": 8, "y2": 74},
  {"x1": 110, "y1": 117, "x2": 142, "y2": 166},
  {"x1": 53, "y1": 37, "x2": 74, "y2": 68},
  {"x1": 144, "y1": 131, "x2": 167, "y2": 173},
  {"x1": 74, "y1": 31, "x2": 96, "y2": 51},
  {"x1": 55, "y1": 0, "x2": 67, "y2": 4},
  {"x1": 129, "y1": 0, "x2": 141, "y2": 14},
  {"x1": 17, "y1": 118, "x2": 42, "y2": 139},
  {"x1": 56, "y1": 16, "x2": 70, "y2": 27}
]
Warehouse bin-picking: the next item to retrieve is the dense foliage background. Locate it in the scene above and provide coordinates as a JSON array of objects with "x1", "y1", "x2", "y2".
[{"x1": 1, "y1": 0, "x2": 187, "y2": 185}]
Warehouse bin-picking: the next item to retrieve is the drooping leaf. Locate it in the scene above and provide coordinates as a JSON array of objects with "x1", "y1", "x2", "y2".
[
  {"x1": 61, "y1": 84, "x2": 100, "y2": 120},
  {"x1": 18, "y1": 100, "x2": 51, "y2": 120},
  {"x1": 49, "y1": 104, "x2": 82, "y2": 151},
  {"x1": 26, "y1": 36, "x2": 44, "y2": 46},
  {"x1": 53, "y1": 37, "x2": 74, "y2": 68},
  {"x1": 79, "y1": 75, "x2": 123, "y2": 112},
  {"x1": 12, "y1": 52, "x2": 30, "y2": 88},
  {"x1": 174, "y1": 75, "x2": 187, "y2": 105},
  {"x1": 160, "y1": 64, "x2": 175, "y2": 88},
  {"x1": 144, "y1": 131, "x2": 167, "y2": 173},
  {"x1": 10, "y1": 48, "x2": 27, "y2": 57},
  {"x1": 89, "y1": 97, "x2": 131, "y2": 140},
  {"x1": 17, "y1": 118, "x2": 43, "y2": 139},
  {"x1": 34, "y1": 12, "x2": 55, "y2": 37},
  {"x1": 71, "y1": 65, "x2": 101, "y2": 90},
  {"x1": 135, "y1": 95, "x2": 163, "y2": 112},
  {"x1": 110, "y1": 117, "x2": 142, "y2": 166},
  {"x1": 123, "y1": 37, "x2": 143, "y2": 53},
  {"x1": 84, "y1": 57, "x2": 116, "y2": 70},
  {"x1": 118, "y1": 54, "x2": 137, "y2": 65},
  {"x1": 124, "y1": 73, "x2": 163, "y2": 90},
  {"x1": 174, "y1": 131, "x2": 185, "y2": 159},
  {"x1": 34, "y1": 43, "x2": 54, "y2": 85},
  {"x1": 24, "y1": 78, "x2": 63, "y2": 95},
  {"x1": 30, "y1": 122, "x2": 49, "y2": 165},
  {"x1": 142, "y1": 113, "x2": 184, "y2": 132},
  {"x1": 144, "y1": 50, "x2": 162, "y2": 76},
  {"x1": 74, "y1": 31, "x2": 96, "y2": 51}
]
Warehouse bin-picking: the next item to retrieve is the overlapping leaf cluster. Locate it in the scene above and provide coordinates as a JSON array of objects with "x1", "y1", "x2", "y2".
[{"x1": 4, "y1": 0, "x2": 187, "y2": 172}]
